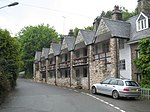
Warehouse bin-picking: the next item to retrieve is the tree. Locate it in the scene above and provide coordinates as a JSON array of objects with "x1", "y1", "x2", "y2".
[
  {"x1": 84, "y1": 26, "x2": 93, "y2": 30},
  {"x1": 17, "y1": 24, "x2": 60, "y2": 78},
  {"x1": 0, "y1": 28, "x2": 21, "y2": 103},
  {"x1": 73, "y1": 27, "x2": 79, "y2": 37},
  {"x1": 121, "y1": 7, "x2": 138, "y2": 21},
  {"x1": 135, "y1": 38, "x2": 150, "y2": 88}
]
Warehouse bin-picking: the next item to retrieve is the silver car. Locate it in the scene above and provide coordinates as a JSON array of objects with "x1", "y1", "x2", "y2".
[{"x1": 91, "y1": 78, "x2": 141, "y2": 99}]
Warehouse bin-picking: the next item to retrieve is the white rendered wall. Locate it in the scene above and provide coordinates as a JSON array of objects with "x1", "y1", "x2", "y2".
[{"x1": 119, "y1": 41, "x2": 132, "y2": 79}]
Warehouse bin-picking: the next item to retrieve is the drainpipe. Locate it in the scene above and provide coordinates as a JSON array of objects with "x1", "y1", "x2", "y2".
[{"x1": 115, "y1": 37, "x2": 119, "y2": 78}]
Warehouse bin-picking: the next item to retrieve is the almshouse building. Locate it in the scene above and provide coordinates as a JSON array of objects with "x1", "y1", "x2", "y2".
[{"x1": 33, "y1": 0, "x2": 150, "y2": 89}]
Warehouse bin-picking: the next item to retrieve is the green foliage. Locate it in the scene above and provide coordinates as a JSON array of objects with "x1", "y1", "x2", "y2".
[
  {"x1": 135, "y1": 38, "x2": 150, "y2": 88},
  {"x1": 84, "y1": 26, "x2": 93, "y2": 30},
  {"x1": 0, "y1": 73, "x2": 10, "y2": 104},
  {"x1": 17, "y1": 24, "x2": 60, "y2": 78},
  {"x1": 121, "y1": 7, "x2": 138, "y2": 21},
  {"x1": 0, "y1": 28, "x2": 21, "y2": 103},
  {"x1": 73, "y1": 27, "x2": 79, "y2": 37}
]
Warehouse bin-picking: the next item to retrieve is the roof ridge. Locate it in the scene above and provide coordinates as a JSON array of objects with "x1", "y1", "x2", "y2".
[{"x1": 102, "y1": 17, "x2": 130, "y2": 24}]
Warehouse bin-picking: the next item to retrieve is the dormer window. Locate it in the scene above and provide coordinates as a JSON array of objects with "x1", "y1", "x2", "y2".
[{"x1": 136, "y1": 12, "x2": 149, "y2": 31}]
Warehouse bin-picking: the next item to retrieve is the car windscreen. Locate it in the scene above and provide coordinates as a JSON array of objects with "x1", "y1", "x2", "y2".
[{"x1": 125, "y1": 81, "x2": 139, "y2": 87}]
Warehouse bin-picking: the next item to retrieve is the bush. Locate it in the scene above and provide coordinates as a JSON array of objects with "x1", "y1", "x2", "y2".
[{"x1": 0, "y1": 73, "x2": 11, "y2": 105}]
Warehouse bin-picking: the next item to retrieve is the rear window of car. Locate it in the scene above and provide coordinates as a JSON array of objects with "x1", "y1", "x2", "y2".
[{"x1": 125, "y1": 81, "x2": 139, "y2": 87}]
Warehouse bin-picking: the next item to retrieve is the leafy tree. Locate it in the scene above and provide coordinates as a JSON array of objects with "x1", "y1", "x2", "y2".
[
  {"x1": 84, "y1": 26, "x2": 93, "y2": 30},
  {"x1": 0, "y1": 28, "x2": 21, "y2": 103},
  {"x1": 135, "y1": 38, "x2": 150, "y2": 88},
  {"x1": 121, "y1": 7, "x2": 138, "y2": 21},
  {"x1": 17, "y1": 24, "x2": 60, "y2": 78},
  {"x1": 73, "y1": 27, "x2": 79, "y2": 37}
]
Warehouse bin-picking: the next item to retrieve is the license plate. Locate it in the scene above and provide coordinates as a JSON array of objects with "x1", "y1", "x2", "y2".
[{"x1": 131, "y1": 89, "x2": 138, "y2": 92}]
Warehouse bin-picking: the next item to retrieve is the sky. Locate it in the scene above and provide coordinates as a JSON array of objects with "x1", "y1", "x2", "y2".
[{"x1": 0, "y1": 0, "x2": 137, "y2": 36}]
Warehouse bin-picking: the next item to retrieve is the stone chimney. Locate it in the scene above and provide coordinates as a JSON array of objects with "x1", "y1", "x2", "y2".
[
  {"x1": 93, "y1": 16, "x2": 101, "y2": 32},
  {"x1": 138, "y1": 0, "x2": 150, "y2": 15},
  {"x1": 68, "y1": 29, "x2": 74, "y2": 36},
  {"x1": 112, "y1": 5, "x2": 122, "y2": 20}
]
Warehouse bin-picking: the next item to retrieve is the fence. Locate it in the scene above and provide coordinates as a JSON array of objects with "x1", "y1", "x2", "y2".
[{"x1": 141, "y1": 88, "x2": 150, "y2": 100}]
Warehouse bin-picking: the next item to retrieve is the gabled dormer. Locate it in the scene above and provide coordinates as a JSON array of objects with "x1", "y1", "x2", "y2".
[{"x1": 136, "y1": 12, "x2": 149, "y2": 31}]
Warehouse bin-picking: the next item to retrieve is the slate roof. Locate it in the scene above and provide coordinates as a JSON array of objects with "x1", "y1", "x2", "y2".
[
  {"x1": 80, "y1": 29, "x2": 95, "y2": 45},
  {"x1": 102, "y1": 18, "x2": 131, "y2": 38},
  {"x1": 127, "y1": 13, "x2": 150, "y2": 43},
  {"x1": 49, "y1": 43, "x2": 61, "y2": 56},
  {"x1": 64, "y1": 36, "x2": 75, "y2": 51},
  {"x1": 41, "y1": 48, "x2": 49, "y2": 59},
  {"x1": 34, "y1": 51, "x2": 41, "y2": 62}
]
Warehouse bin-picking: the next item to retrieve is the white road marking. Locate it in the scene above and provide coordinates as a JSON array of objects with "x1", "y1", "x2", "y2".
[
  {"x1": 81, "y1": 92, "x2": 126, "y2": 112},
  {"x1": 74, "y1": 90, "x2": 79, "y2": 92}
]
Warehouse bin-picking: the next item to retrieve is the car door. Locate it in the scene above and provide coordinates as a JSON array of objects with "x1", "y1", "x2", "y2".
[
  {"x1": 97, "y1": 79, "x2": 111, "y2": 94},
  {"x1": 107, "y1": 79, "x2": 118, "y2": 95}
]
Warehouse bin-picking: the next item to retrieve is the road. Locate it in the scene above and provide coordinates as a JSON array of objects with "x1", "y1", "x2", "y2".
[{"x1": 0, "y1": 79, "x2": 150, "y2": 112}]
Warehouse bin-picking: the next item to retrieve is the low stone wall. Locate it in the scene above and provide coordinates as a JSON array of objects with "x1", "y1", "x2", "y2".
[
  {"x1": 57, "y1": 78, "x2": 70, "y2": 87},
  {"x1": 34, "y1": 71, "x2": 42, "y2": 82},
  {"x1": 81, "y1": 77, "x2": 88, "y2": 89},
  {"x1": 47, "y1": 78, "x2": 56, "y2": 85}
]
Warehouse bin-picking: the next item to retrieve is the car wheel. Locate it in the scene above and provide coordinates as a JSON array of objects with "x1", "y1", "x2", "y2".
[
  {"x1": 112, "y1": 90, "x2": 119, "y2": 99},
  {"x1": 92, "y1": 86, "x2": 97, "y2": 94}
]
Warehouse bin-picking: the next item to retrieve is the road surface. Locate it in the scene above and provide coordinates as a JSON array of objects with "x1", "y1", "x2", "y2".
[{"x1": 0, "y1": 79, "x2": 150, "y2": 112}]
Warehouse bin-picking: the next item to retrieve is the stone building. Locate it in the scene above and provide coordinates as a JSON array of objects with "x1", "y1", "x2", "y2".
[{"x1": 33, "y1": 0, "x2": 150, "y2": 89}]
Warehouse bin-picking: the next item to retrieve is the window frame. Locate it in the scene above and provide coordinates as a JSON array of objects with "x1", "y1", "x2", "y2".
[
  {"x1": 119, "y1": 59, "x2": 126, "y2": 70},
  {"x1": 136, "y1": 12, "x2": 149, "y2": 31}
]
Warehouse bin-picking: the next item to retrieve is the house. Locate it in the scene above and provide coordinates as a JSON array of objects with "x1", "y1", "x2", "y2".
[
  {"x1": 47, "y1": 43, "x2": 61, "y2": 85},
  {"x1": 128, "y1": 0, "x2": 150, "y2": 81},
  {"x1": 33, "y1": 51, "x2": 41, "y2": 82},
  {"x1": 40, "y1": 48, "x2": 49, "y2": 82},
  {"x1": 73, "y1": 29, "x2": 94, "y2": 89},
  {"x1": 33, "y1": 0, "x2": 150, "y2": 89},
  {"x1": 57, "y1": 35, "x2": 75, "y2": 87}
]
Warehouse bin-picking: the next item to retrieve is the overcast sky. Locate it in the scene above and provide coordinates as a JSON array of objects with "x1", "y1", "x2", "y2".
[{"x1": 0, "y1": 0, "x2": 137, "y2": 36}]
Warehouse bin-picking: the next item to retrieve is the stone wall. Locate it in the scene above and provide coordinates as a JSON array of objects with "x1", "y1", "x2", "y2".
[
  {"x1": 81, "y1": 77, "x2": 88, "y2": 89},
  {"x1": 138, "y1": 0, "x2": 150, "y2": 15},
  {"x1": 130, "y1": 43, "x2": 139, "y2": 81},
  {"x1": 35, "y1": 71, "x2": 42, "y2": 82},
  {"x1": 110, "y1": 38, "x2": 120, "y2": 77},
  {"x1": 57, "y1": 78, "x2": 70, "y2": 87},
  {"x1": 90, "y1": 60, "x2": 107, "y2": 88},
  {"x1": 47, "y1": 78, "x2": 56, "y2": 85}
]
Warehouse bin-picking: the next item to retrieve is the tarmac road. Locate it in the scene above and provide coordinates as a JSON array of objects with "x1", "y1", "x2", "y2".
[{"x1": 0, "y1": 79, "x2": 150, "y2": 112}]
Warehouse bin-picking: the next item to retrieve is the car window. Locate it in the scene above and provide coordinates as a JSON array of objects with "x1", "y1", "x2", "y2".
[
  {"x1": 117, "y1": 80, "x2": 124, "y2": 86},
  {"x1": 102, "y1": 79, "x2": 111, "y2": 84},
  {"x1": 109, "y1": 79, "x2": 117, "y2": 85},
  {"x1": 125, "y1": 81, "x2": 139, "y2": 87}
]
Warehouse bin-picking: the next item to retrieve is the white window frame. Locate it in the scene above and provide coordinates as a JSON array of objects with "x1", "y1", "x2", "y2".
[{"x1": 136, "y1": 12, "x2": 149, "y2": 31}]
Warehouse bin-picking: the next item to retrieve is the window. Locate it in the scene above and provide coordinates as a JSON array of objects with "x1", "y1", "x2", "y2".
[
  {"x1": 135, "y1": 49, "x2": 140, "y2": 59},
  {"x1": 110, "y1": 80, "x2": 117, "y2": 85},
  {"x1": 65, "y1": 69, "x2": 70, "y2": 78},
  {"x1": 119, "y1": 39, "x2": 124, "y2": 49},
  {"x1": 76, "y1": 69, "x2": 80, "y2": 78},
  {"x1": 102, "y1": 41, "x2": 109, "y2": 52},
  {"x1": 102, "y1": 79, "x2": 111, "y2": 84},
  {"x1": 125, "y1": 81, "x2": 139, "y2": 87},
  {"x1": 83, "y1": 67, "x2": 87, "y2": 77},
  {"x1": 117, "y1": 80, "x2": 124, "y2": 86},
  {"x1": 65, "y1": 53, "x2": 68, "y2": 61},
  {"x1": 83, "y1": 48, "x2": 87, "y2": 56},
  {"x1": 136, "y1": 13, "x2": 149, "y2": 31},
  {"x1": 119, "y1": 59, "x2": 126, "y2": 70},
  {"x1": 75, "y1": 50, "x2": 80, "y2": 58}
]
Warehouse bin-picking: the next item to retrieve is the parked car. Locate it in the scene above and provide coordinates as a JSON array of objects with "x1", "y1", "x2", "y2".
[{"x1": 91, "y1": 78, "x2": 141, "y2": 99}]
